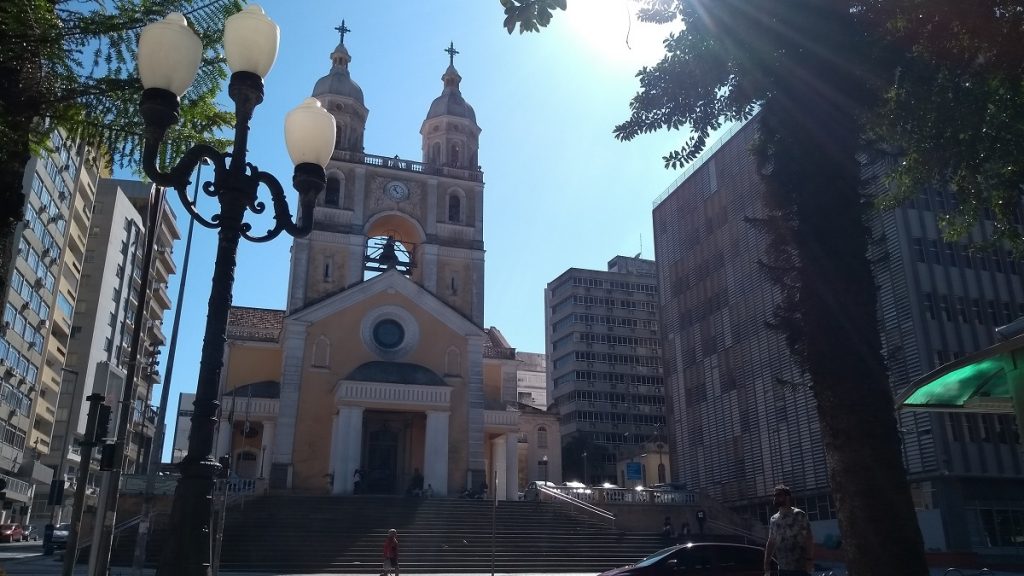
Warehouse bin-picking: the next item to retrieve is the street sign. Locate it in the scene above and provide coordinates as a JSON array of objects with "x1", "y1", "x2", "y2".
[{"x1": 625, "y1": 462, "x2": 643, "y2": 481}]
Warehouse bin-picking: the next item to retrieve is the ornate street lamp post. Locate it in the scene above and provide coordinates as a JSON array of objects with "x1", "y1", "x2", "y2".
[{"x1": 136, "y1": 7, "x2": 335, "y2": 575}]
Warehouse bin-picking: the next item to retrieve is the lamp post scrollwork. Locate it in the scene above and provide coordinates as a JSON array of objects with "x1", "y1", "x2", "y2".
[{"x1": 136, "y1": 8, "x2": 336, "y2": 576}]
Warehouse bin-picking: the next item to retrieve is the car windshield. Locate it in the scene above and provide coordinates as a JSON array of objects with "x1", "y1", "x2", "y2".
[
  {"x1": 56, "y1": 524, "x2": 70, "y2": 531},
  {"x1": 633, "y1": 546, "x2": 679, "y2": 568},
  {"x1": 0, "y1": 524, "x2": 14, "y2": 530}
]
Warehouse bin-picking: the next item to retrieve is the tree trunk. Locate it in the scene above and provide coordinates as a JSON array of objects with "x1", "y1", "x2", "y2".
[{"x1": 755, "y1": 4, "x2": 929, "y2": 575}]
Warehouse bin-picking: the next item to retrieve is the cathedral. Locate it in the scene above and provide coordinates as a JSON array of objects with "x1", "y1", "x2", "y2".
[{"x1": 208, "y1": 26, "x2": 561, "y2": 499}]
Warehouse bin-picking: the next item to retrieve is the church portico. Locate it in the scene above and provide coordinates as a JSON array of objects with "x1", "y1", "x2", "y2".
[{"x1": 332, "y1": 380, "x2": 451, "y2": 495}]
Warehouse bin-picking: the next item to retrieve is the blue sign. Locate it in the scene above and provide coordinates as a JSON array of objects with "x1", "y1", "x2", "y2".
[{"x1": 625, "y1": 462, "x2": 643, "y2": 481}]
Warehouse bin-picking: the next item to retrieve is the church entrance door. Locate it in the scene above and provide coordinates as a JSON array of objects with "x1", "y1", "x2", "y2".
[
  {"x1": 365, "y1": 426, "x2": 398, "y2": 494},
  {"x1": 359, "y1": 411, "x2": 427, "y2": 495}
]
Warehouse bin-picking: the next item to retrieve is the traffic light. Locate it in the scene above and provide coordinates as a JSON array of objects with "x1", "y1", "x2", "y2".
[
  {"x1": 94, "y1": 404, "x2": 112, "y2": 443},
  {"x1": 99, "y1": 442, "x2": 117, "y2": 471}
]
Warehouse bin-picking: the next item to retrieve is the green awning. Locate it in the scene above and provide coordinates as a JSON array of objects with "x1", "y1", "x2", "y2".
[{"x1": 897, "y1": 338, "x2": 1021, "y2": 414}]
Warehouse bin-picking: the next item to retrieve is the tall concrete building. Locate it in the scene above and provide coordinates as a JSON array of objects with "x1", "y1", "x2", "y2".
[
  {"x1": 38, "y1": 178, "x2": 178, "y2": 521},
  {"x1": 1, "y1": 130, "x2": 102, "y2": 524},
  {"x1": 515, "y1": 352, "x2": 547, "y2": 410},
  {"x1": 653, "y1": 120, "x2": 1024, "y2": 552},
  {"x1": 544, "y1": 256, "x2": 664, "y2": 484}
]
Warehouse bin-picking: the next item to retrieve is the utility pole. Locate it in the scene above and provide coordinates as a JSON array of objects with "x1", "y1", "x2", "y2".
[
  {"x1": 90, "y1": 187, "x2": 164, "y2": 576},
  {"x1": 48, "y1": 369, "x2": 79, "y2": 527},
  {"x1": 62, "y1": 394, "x2": 105, "y2": 576}
]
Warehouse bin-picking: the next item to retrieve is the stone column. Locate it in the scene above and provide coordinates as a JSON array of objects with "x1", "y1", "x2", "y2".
[
  {"x1": 215, "y1": 416, "x2": 231, "y2": 460},
  {"x1": 505, "y1": 432, "x2": 519, "y2": 501},
  {"x1": 424, "y1": 410, "x2": 450, "y2": 496},
  {"x1": 490, "y1": 435, "x2": 505, "y2": 501},
  {"x1": 334, "y1": 405, "x2": 364, "y2": 495}
]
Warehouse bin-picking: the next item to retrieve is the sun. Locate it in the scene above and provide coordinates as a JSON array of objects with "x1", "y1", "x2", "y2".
[{"x1": 562, "y1": 0, "x2": 670, "y2": 67}]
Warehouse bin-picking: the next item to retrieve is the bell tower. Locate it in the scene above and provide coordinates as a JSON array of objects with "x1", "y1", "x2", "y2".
[
  {"x1": 420, "y1": 42, "x2": 480, "y2": 171},
  {"x1": 288, "y1": 34, "x2": 485, "y2": 327}
]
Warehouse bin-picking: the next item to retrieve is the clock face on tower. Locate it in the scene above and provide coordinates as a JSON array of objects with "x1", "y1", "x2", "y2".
[{"x1": 385, "y1": 181, "x2": 410, "y2": 202}]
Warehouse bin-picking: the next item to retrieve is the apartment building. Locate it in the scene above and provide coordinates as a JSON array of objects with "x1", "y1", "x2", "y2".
[
  {"x1": 515, "y1": 352, "x2": 547, "y2": 410},
  {"x1": 652, "y1": 119, "x2": 1024, "y2": 552},
  {"x1": 544, "y1": 256, "x2": 665, "y2": 485},
  {"x1": 0, "y1": 129, "x2": 102, "y2": 524},
  {"x1": 37, "y1": 178, "x2": 178, "y2": 522}
]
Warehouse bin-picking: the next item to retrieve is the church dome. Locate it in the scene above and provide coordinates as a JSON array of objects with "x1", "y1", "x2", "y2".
[
  {"x1": 312, "y1": 39, "x2": 364, "y2": 105},
  {"x1": 425, "y1": 64, "x2": 476, "y2": 123}
]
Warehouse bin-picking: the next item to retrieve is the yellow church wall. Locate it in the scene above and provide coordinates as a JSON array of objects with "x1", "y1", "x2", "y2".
[
  {"x1": 223, "y1": 343, "x2": 282, "y2": 393},
  {"x1": 290, "y1": 368, "x2": 337, "y2": 491},
  {"x1": 290, "y1": 290, "x2": 473, "y2": 493},
  {"x1": 482, "y1": 362, "x2": 503, "y2": 408}
]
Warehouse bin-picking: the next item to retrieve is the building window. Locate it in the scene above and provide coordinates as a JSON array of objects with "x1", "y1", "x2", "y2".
[
  {"x1": 927, "y1": 240, "x2": 941, "y2": 264},
  {"x1": 923, "y1": 293, "x2": 936, "y2": 321},
  {"x1": 312, "y1": 335, "x2": 330, "y2": 368},
  {"x1": 912, "y1": 238, "x2": 925, "y2": 263},
  {"x1": 940, "y1": 295, "x2": 952, "y2": 322},
  {"x1": 943, "y1": 243, "x2": 957, "y2": 266},
  {"x1": 449, "y1": 142, "x2": 461, "y2": 168},
  {"x1": 956, "y1": 297, "x2": 968, "y2": 323},
  {"x1": 325, "y1": 176, "x2": 341, "y2": 207},
  {"x1": 537, "y1": 426, "x2": 548, "y2": 449},
  {"x1": 448, "y1": 194, "x2": 461, "y2": 224}
]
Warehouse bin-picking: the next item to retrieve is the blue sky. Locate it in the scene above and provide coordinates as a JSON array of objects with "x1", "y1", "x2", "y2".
[{"x1": 158, "y1": 0, "x2": 689, "y2": 457}]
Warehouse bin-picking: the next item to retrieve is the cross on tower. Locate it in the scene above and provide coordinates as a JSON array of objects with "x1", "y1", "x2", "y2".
[
  {"x1": 335, "y1": 20, "x2": 351, "y2": 44},
  {"x1": 445, "y1": 41, "x2": 459, "y2": 66}
]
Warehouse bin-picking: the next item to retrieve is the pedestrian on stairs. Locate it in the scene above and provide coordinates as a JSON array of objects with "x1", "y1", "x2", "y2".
[{"x1": 381, "y1": 528, "x2": 399, "y2": 576}]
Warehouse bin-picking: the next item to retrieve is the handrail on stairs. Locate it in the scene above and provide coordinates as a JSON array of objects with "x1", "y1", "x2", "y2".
[{"x1": 537, "y1": 483, "x2": 616, "y2": 528}]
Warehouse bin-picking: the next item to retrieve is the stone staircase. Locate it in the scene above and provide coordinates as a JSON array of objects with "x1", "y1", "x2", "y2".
[{"x1": 111, "y1": 494, "x2": 670, "y2": 573}]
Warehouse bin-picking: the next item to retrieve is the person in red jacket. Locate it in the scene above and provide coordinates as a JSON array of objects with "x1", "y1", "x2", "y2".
[{"x1": 381, "y1": 528, "x2": 399, "y2": 576}]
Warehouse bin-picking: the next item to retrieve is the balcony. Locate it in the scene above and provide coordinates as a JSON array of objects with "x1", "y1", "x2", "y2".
[
  {"x1": 0, "y1": 474, "x2": 32, "y2": 500},
  {"x1": 334, "y1": 150, "x2": 483, "y2": 183},
  {"x1": 484, "y1": 409, "x2": 519, "y2": 429},
  {"x1": 151, "y1": 284, "x2": 172, "y2": 311}
]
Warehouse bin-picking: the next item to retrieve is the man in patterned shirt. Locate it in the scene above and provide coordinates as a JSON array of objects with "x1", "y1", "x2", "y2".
[{"x1": 764, "y1": 484, "x2": 814, "y2": 576}]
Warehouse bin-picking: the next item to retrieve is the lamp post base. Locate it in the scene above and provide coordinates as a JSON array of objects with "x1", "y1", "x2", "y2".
[{"x1": 156, "y1": 458, "x2": 219, "y2": 576}]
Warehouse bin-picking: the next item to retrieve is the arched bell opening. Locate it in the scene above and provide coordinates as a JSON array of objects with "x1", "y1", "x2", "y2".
[{"x1": 363, "y1": 212, "x2": 424, "y2": 279}]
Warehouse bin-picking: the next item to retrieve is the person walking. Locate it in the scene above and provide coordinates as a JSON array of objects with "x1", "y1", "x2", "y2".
[
  {"x1": 381, "y1": 528, "x2": 399, "y2": 576},
  {"x1": 764, "y1": 485, "x2": 814, "y2": 576},
  {"x1": 353, "y1": 468, "x2": 363, "y2": 495}
]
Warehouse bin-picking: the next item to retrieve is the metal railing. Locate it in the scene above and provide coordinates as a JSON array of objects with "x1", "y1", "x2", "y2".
[
  {"x1": 545, "y1": 485, "x2": 698, "y2": 506},
  {"x1": 334, "y1": 150, "x2": 484, "y2": 183},
  {"x1": 537, "y1": 483, "x2": 615, "y2": 527},
  {"x1": 0, "y1": 473, "x2": 31, "y2": 496}
]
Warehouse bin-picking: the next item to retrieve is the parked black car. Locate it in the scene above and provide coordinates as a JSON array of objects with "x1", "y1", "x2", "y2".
[
  {"x1": 597, "y1": 542, "x2": 775, "y2": 576},
  {"x1": 49, "y1": 523, "x2": 70, "y2": 550}
]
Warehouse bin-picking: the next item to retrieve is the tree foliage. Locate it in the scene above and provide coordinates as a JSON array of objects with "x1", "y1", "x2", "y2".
[
  {"x1": 500, "y1": 0, "x2": 567, "y2": 34},
  {"x1": 0, "y1": 0, "x2": 241, "y2": 320},
  {"x1": 863, "y1": 1, "x2": 1024, "y2": 251}
]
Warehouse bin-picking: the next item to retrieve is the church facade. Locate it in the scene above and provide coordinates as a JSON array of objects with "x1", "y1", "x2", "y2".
[{"x1": 207, "y1": 28, "x2": 561, "y2": 500}]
